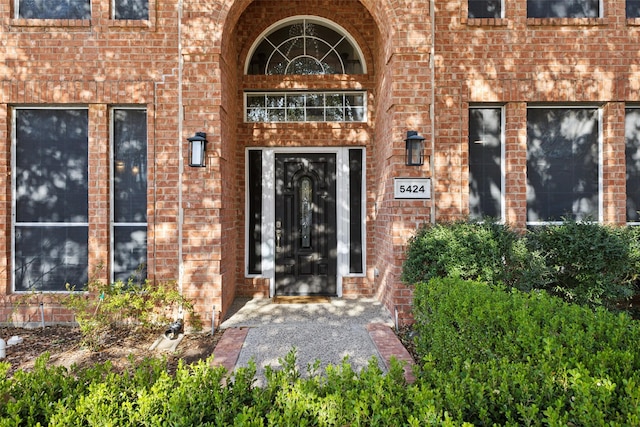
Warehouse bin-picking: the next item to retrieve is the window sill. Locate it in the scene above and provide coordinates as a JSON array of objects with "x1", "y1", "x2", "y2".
[
  {"x1": 10, "y1": 18, "x2": 90, "y2": 27},
  {"x1": 462, "y1": 18, "x2": 508, "y2": 26},
  {"x1": 627, "y1": 18, "x2": 640, "y2": 25},
  {"x1": 108, "y1": 20, "x2": 152, "y2": 29},
  {"x1": 526, "y1": 17, "x2": 607, "y2": 26}
]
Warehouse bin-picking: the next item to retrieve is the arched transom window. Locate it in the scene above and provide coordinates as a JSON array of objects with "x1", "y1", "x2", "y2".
[{"x1": 246, "y1": 16, "x2": 365, "y2": 75}]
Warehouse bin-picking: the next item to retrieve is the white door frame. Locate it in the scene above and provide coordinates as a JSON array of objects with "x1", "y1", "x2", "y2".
[{"x1": 245, "y1": 146, "x2": 366, "y2": 297}]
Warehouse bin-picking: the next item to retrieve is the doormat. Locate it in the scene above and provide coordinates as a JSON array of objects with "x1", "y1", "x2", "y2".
[{"x1": 273, "y1": 296, "x2": 331, "y2": 304}]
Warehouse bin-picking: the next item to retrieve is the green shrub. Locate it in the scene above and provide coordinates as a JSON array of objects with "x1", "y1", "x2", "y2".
[
  {"x1": 60, "y1": 276, "x2": 201, "y2": 349},
  {"x1": 401, "y1": 219, "x2": 548, "y2": 291},
  {"x1": 527, "y1": 219, "x2": 639, "y2": 307},
  {"x1": 412, "y1": 277, "x2": 640, "y2": 425}
]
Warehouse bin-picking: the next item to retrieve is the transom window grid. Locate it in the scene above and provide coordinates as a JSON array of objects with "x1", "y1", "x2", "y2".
[
  {"x1": 246, "y1": 17, "x2": 365, "y2": 75},
  {"x1": 245, "y1": 92, "x2": 366, "y2": 123}
]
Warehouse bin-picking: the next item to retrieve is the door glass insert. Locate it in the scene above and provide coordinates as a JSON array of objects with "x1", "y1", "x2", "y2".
[{"x1": 300, "y1": 177, "x2": 312, "y2": 248}]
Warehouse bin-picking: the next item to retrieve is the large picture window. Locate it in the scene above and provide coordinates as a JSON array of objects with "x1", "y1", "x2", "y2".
[
  {"x1": 527, "y1": 0, "x2": 600, "y2": 18},
  {"x1": 625, "y1": 108, "x2": 640, "y2": 223},
  {"x1": 469, "y1": 107, "x2": 503, "y2": 220},
  {"x1": 13, "y1": 108, "x2": 89, "y2": 291},
  {"x1": 17, "y1": 0, "x2": 91, "y2": 19},
  {"x1": 526, "y1": 107, "x2": 600, "y2": 224},
  {"x1": 112, "y1": 108, "x2": 147, "y2": 283}
]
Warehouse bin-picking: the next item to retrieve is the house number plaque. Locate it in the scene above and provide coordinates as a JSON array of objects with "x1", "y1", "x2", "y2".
[{"x1": 394, "y1": 178, "x2": 431, "y2": 199}]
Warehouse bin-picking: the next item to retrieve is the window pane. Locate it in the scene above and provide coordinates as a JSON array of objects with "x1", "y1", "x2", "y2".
[
  {"x1": 526, "y1": 108, "x2": 599, "y2": 222},
  {"x1": 18, "y1": 0, "x2": 91, "y2": 19},
  {"x1": 625, "y1": 109, "x2": 640, "y2": 222},
  {"x1": 349, "y1": 149, "x2": 363, "y2": 274},
  {"x1": 113, "y1": 226, "x2": 147, "y2": 283},
  {"x1": 248, "y1": 150, "x2": 262, "y2": 274},
  {"x1": 114, "y1": 0, "x2": 148, "y2": 20},
  {"x1": 627, "y1": 0, "x2": 640, "y2": 18},
  {"x1": 15, "y1": 226, "x2": 88, "y2": 291},
  {"x1": 469, "y1": 0, "x2": 502, "y2": 18},
  {"x1": 16, "y1": 109, "x2": 88, "y2": 223},
  {"x1": 469, "y1": 108, "x2": 502, "y2": 220},
  {"x1": 114, "y1": 109, "x2": 147, "y2": 223},
  {"x1": 113, "y1": 109, "x2": 147, "y2": 284},
  {"x1": 527, "y1": 0, "x2": 599, "y2": 18}
]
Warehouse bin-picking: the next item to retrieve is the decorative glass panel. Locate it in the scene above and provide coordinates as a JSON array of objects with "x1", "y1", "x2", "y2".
[
  {"x1": 248, "y1": 18, "x2": 364, "y2": 75},
  {"x1": 245, "y1": 92, "x2": 366, "y2": 123},
  {"x1": 300, "y1": 177, "x2": 312, "y2": 248}
]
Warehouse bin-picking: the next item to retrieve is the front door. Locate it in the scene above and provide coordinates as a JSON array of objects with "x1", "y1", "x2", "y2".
[{"x1": 275, "y1": 153, "x2": 337, "y2": 295}]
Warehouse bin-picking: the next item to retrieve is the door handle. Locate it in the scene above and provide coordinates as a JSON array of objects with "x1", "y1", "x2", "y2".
[{"x1": 275, "y1": 221, "x2": 282, "y2": 251}]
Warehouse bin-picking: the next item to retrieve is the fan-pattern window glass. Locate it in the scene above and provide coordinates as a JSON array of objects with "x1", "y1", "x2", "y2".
[
  {"x1": 246, "y1": 92, "x2": 366, "y2": 123},
  {"x1": 14, "y1": 108, "x2": 89, "y2": 291},
  {"x1": 469, "y1": 107, "x2": 503, "y2": 220},
  {"x1": 18, "y1": 0, "x2": 91, "y2": 19},
  {"x1": 625, "y1": 109, "x2": 640, "y2": 223},
  {"x1": 469, "y1": 0, "x2": 503, "y2": 18},
  {"x1": 527, "y1": 0, "x2": 600, "y2": 17},
  {"x1": 114, "y1": 0, "x2": 148, "y2": 20},
  {"x1": 526, "y1": 107, "x2": 600, "y2": 224},
  {"x1": 112, "y1": 108, "x2": 147, "y2": 284},
  {"x1": 247, "y1": 18, "x2": 364, "y2": 75}
]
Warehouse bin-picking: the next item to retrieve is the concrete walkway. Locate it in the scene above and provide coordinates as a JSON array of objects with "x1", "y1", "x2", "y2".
[{"x1": 211, "y1": 298, "x2": 415, "y2": 385}]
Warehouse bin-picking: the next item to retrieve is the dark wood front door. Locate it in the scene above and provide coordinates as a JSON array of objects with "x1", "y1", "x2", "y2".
[{"x1": 275, "y1": 153, "x2": 337, "y2": 296}]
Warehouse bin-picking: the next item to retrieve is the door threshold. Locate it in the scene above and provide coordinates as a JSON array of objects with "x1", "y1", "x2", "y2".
[{"x1": 272, "y1": 296, "x2": 332, "y2": 304}]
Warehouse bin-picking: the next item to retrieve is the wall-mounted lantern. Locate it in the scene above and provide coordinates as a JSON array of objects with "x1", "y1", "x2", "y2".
[
  {"x1": 405, "y1": 130, "x2": 425, "y2": 166},
  {"x1": 188, "y1": 132, "x2": 207, "y2": 167}
]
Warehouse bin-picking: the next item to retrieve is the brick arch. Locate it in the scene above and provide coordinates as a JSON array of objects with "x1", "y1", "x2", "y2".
[{"x1": 214, "y1": 0, "x2": 400, "y2": 58}]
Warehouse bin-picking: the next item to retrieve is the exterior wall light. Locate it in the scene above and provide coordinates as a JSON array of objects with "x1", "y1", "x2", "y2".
[
  {"x1": 188, "y1": 132, "x2": 207, "y2": 167},
  {"x1": 405, "y1": 130, "x2": 425, "y2": 166}
]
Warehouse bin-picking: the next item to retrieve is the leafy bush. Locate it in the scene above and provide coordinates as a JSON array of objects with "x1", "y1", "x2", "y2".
[
  {"x1": 60, "y1": 276, "x2": 200, "y2": 349},
  {"x1": 401, "y1": 219, "x2": 548, "y2": 291},
  {"x1": 527, "y1": 219, "x2": 640, "y2": 307},
  {"x1": 412, "y1": 277, "x2": 640, "y2": 425}
]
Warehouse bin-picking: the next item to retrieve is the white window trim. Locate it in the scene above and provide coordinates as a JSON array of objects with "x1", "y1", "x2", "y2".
[
  {"x1": 244, "y1": 147, "x2": 367, "y2": 298},
  {"x1": 525, "y1": 105, "x2": 603, "y2": 226},
  {"x1": 244, "y1": 15, "x2": 367, "y2": 75}
]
